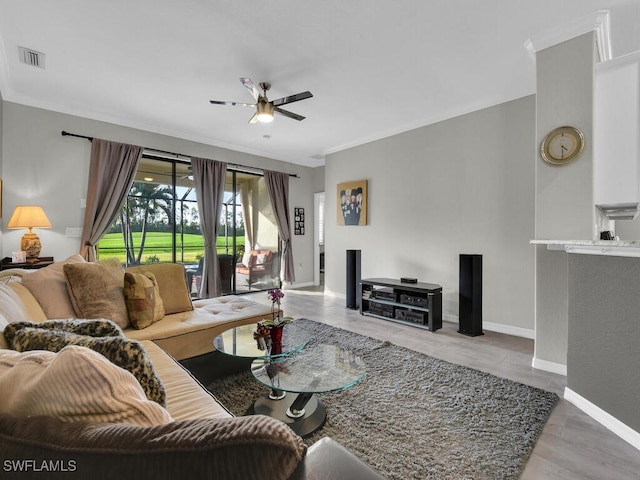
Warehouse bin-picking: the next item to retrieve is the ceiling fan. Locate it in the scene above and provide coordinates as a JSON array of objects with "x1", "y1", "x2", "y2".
[{"x1": 210, "y1": 78, "x2": 313, "y2": 123}]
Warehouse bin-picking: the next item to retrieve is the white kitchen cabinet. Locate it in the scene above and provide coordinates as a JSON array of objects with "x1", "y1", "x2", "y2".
[{"x1": 594, "y1": 51, "x2": 640, "y2": 217}]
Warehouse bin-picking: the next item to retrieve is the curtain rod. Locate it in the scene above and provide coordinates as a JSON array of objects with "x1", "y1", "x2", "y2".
[{"x1": 60, "y1": 130, "x2": 299, "y2": 178}]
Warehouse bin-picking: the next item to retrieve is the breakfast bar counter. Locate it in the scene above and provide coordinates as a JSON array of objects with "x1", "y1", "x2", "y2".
[
  {"x1": 531, "y1": 239, "x2": 640, "y2": 257},
  {"x1": 532, "y1": 238, "x2": 640, "y2": 447}
]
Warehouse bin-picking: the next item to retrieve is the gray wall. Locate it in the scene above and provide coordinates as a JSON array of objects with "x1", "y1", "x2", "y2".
[
  {"x1": 0, "y1": 102, "x2": 317, "y2": 286},
  {"x1": 325, "y1": 95, "x2": 536, "y2": 333},
  {"x1": 534, "y1": 33, "x2": 596, "y2": 366},
  {"x1": 568, "y1": 253, "x2": 640, "y2": 432}
]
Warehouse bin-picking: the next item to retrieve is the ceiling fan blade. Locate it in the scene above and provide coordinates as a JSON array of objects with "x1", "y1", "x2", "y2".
[
  {"x1": 240, "y1": 77, "x2": 260, "y2": 101},
  {"x1": 274, "y1": 107, "x2": 305, "y2": 121},
  {"x1": 248, "y1": 112, "x2": 259, "y2": 124},
  {"x1": 272, "y1": 91, "x2": 313, "y2": 107},
  {"x1": 210, "y1": 100, "x2": 256, "y2": 107}
]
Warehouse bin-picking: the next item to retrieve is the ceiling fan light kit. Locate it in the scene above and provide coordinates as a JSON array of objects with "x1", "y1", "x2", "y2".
[
  {"x1": 210, "y1": 78, "x2": 312, "y2": 124},
  {"x1": 256, "y1": 100, "x2": 274, "y2": 123}
]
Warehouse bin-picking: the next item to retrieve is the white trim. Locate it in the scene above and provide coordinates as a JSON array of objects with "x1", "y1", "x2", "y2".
[
  {"x1": 532, "y1": 357, "x2": 567, "y2": 376},
  {"x1": 323, "y1": 289, "x2": 346, "y2": 300},
  {"x1": 324, "y1": 92, "x2": 530, "y2": 157},
  {"x1": 284, "y1": 281, "x2": 314, "y2": 289},
  {"x1": 484, "y1": 321, "x2": 534, "y2": 339},
  {"x1": 564, "y1": 387, "x2": 640, "y2": 451},
  {"x1": 443, "y1": 314, "x2": 534, "y2": 339},
  {"x1": 525, "y1": 10, "x2": 612, "y2": 62}
]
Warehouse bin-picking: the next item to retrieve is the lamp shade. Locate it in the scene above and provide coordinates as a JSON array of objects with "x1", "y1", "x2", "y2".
[{"x1": 7, "y1": 206, "x2": 52, "y2": 230}]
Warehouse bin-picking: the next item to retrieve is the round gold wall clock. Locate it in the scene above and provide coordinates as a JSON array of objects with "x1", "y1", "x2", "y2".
[{"x1": 540, "y1": 126, "x2": 585, "y2": 166}]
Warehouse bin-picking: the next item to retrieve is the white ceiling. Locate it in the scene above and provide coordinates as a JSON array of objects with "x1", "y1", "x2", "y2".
[{"x1": 1, "y1": 1, "x2": 639, "y2": 167}]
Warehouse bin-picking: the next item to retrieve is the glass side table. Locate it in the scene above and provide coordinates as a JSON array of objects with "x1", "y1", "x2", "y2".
[{"x1": 251, "y1": 344, "x2": 366, "y2": 437}]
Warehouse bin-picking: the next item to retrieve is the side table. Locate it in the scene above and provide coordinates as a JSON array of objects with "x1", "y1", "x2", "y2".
[{"x1": 0, "y1": 256, "x2": 54, "y2": 271}]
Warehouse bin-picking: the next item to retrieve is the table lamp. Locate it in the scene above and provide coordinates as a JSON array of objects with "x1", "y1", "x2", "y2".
[{"x1": 7, "y1": 205, "x2": 52, "y2": 259}]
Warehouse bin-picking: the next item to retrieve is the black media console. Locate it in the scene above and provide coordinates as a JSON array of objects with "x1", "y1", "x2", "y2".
[{"x1": 359, "y1": 278, "x2": 442, "y2": 332}]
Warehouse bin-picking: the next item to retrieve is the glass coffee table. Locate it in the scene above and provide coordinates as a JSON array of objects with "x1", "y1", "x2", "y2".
[{"x1": 250, "y1": 344, "x2": 366, "y2": 437}]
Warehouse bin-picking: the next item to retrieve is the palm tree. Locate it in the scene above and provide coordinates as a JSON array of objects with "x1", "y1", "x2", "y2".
[{"x1": 120, "y1": 183, "x2": 173, "y2": 265}]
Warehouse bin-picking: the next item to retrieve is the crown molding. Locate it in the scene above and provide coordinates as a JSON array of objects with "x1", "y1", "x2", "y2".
[{"x1": 524, "y1": 10, "x2": 612, "y2": 63}]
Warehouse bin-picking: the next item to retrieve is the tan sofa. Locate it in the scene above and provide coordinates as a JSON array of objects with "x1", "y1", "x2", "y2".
[
  {"x1": 0, "y1": 257, "x2": 384, "y2": 480},
  {"x1": 1, "y1": 257, "x2": 274, "y2": 361}
]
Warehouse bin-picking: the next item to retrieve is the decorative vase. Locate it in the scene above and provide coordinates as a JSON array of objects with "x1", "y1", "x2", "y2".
[{"x1": 270, "y1": 326, "x2": 283, "y2": 355}]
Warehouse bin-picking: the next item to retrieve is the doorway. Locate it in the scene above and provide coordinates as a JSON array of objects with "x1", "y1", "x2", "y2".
[{"x1": 313, "y1": 192, "x2": 325, "y2": 287}]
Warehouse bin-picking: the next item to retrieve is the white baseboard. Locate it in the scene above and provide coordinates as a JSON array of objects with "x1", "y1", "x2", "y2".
[
  {"x1": 285, "y1": 281, "x2": 314, "y2": 289},
  {"x1": 564, "y1": 387, "x2": 640, "y2": 452},
  {"x1": 322, "y1": 289, "x2": 346, "y2": 300},
  {"x1": 532, "y1": 357, "x2": 567, "y2": 376},
  {"x1": 443, "y1": 314, "x2": 535, "y2": 339}
]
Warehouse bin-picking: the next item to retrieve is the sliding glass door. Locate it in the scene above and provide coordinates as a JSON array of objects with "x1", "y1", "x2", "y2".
[
  {"x1": 98, "y1": 157, "x2": 280, "y2": 295},
  {"x1": 224, "y1": 171, "x2": 281, "y2": 293}
]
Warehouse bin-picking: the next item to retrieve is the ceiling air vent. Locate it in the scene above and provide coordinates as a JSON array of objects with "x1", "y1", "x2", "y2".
[{"x1": 18, "y1": 46, "x2": 45, "y2": 68}]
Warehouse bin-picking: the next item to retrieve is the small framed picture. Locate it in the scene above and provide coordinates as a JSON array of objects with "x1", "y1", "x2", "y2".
[{"x1": 294, "y1": 207, "x2": 305, "y2": 235}]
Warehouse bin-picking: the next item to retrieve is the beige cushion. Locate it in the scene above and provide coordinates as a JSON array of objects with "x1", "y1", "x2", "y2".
[
  {"x1": 0, "y1": 346, "x2": 173, "y2": 426},
  {"x1": 0, "y1": 314, "x2": 8, "y2": 350},
  {"x1": 125, "y1": 295, "x2": 273, "y2": 360},
  {"x1": 141, "y1": 340, "x2": 232, "y2": 420},
  {"x1": 126, "y1": 264, "x2": 193, "y2": 315},
  {"x1": 0, "y1": 283, "x2": 30, "y2": 323},
  {"x1": 124, "y1": 272, "x2": 165, "y2": 329},
  {"x1": 8, "y1": 283, "x2": 47, "y2": 322},
  {"x1": 64, "y1": 262, "x2": 129, "y2": 329},
  {"x1": 21, "y1": 254, "x2": 86, "y2": 319}
]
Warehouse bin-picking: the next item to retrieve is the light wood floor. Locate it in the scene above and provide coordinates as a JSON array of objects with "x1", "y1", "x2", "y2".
[{"x1": 244, "y1": 285, "x2": 640, "y2": 480}]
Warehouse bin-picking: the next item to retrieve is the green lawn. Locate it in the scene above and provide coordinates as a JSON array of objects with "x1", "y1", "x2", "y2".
[{"x1": 98, "y1": 232, "x2": 244, "y2": 264}]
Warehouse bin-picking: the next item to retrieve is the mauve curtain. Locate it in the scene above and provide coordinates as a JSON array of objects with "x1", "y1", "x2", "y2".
[
  {"x1": 264, "y1": 170, "x2": 295, "y2": 283},
  {"x1": 191, "y1": 157, "x2": 227, "y2": 298},
  {"x1": 80, "y1": 139, "x2": 143, "y2": 261}
]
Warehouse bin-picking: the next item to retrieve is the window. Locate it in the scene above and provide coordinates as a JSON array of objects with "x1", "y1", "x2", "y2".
[{"x1": 98, "y1": 156, "x2": 281, "y2": 294}]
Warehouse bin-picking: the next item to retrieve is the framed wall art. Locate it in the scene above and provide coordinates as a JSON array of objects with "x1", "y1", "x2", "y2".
[
  {"x1": 294, "y1": 207, "x2": 305, "y2": 235},
  {"x1": 337, "y1": 180, "x2": 367, "y2": 226}
]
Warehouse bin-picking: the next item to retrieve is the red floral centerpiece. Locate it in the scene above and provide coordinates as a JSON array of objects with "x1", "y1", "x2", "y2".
[{"x1": 253, "y1": 288, "x2": 293, "y2": 353}]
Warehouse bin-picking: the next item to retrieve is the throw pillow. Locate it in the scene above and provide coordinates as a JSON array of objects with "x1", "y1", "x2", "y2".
[
  {"x1": 0, "y1": 283, "x2": 30, "y2": 323},
  {"x1": 124, "y1": 272, "x2": 165, "y2": 329},
  {"x1": 8, "y1": 282, "x2": 47, "y2": 321},
  {"x1": 99, "y1": 256, "x2": 125, "y2": 271},
  {"x1": 256, "y1": 253, "x2": 267, "y2": 265},
  {"x1": 125, "y1": 264, "x2": 193, "y2": 315},
  {"x1": 0, "y1": 313, "x2": 9, "y2": 350},
  {"x1": 0, "y1": 414, "x2": 306, "y2": 480},
  {"x1": 0, "y1": 346, "x2": 173, "y2": 426},
  {"x1": 63, "y1": 261, "x2": 130, "y2": 329},
  {"x1": 242, "y1": 251, "x2": 252, "y2": 267},
  {"x1": 9, "y1": 327, "x2": 166, "y2": 406},
  {"x1": 3, "y1": 319, "x2": 123, "y2": 345},
  {"x1": 21, "y1": 254, "x2": 86, "y2": 319}
]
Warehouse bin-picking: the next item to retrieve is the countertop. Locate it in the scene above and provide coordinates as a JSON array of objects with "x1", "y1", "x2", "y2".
[{"x1": 530, "y1": 239, "x2": 640, "y2": 257}]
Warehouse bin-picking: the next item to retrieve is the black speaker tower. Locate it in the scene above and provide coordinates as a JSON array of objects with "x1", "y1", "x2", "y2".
[
  {"x1": 346, "y1": 249, "x2": 361, "y2": 309},
  {"x1": 458, "y1": 254, "x2": 483, "y2": 336}
]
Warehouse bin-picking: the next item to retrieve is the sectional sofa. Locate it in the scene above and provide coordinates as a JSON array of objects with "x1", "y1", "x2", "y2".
[{"x1": 0, "y1": 256, "x2": 383, "y2": 479}]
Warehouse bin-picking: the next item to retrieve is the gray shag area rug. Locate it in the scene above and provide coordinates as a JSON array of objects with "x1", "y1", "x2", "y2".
[{"x1": 207, "y1": 319, "x2": 558, "y2": 480}]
